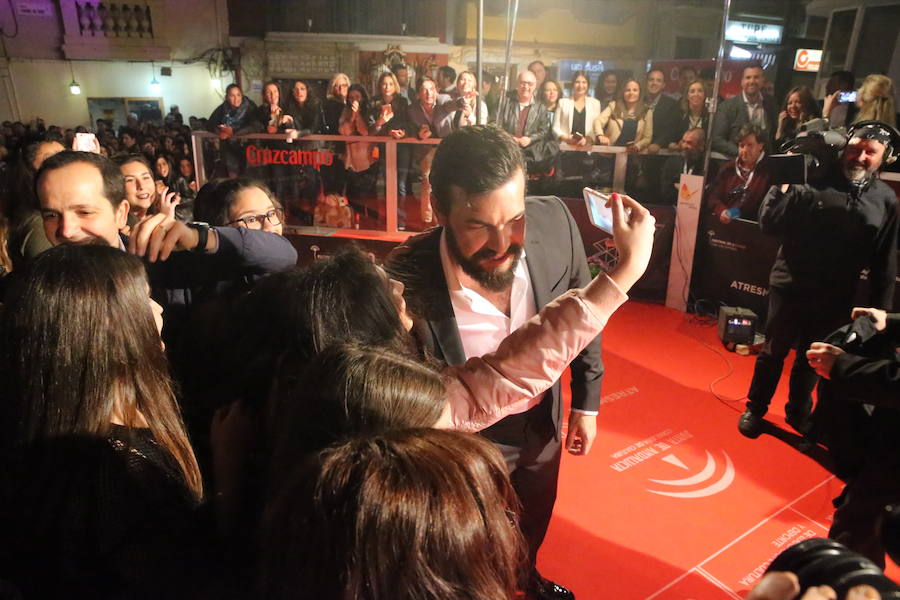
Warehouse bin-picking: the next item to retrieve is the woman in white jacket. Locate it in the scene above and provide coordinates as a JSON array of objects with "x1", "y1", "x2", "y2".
[{"x1": 553, "y1": 71, "x2": 601, "y2": 146}]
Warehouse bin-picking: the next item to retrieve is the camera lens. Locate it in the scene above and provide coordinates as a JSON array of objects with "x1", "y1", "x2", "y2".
[{"x1": 767, "y1": 538, "x2": 900, "y2": 598}]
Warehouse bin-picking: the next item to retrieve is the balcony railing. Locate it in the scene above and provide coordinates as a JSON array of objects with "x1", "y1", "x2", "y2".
[{"x1": 61, "y1": 1, "x2": 170, "y2": 60}]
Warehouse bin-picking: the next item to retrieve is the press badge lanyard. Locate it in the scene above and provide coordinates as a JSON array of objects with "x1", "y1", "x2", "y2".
[{"x1": 734, "y1": 151, "x2": 764, "y2": 187}]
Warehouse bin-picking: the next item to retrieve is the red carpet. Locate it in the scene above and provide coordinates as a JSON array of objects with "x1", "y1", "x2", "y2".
[{"x1": 541, "y1": 301, "x2": 898, "y2": 599}]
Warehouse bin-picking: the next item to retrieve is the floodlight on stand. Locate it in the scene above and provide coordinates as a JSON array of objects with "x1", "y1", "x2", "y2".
[{"x1": 68, "y1": 61, "x2": 81, "y2": 95}]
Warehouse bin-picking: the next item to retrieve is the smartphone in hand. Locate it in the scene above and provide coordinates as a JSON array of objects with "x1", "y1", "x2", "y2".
[
  {"x1": 583, "y1": 187, "x2": 632, "y2": 234},
  {"x1": 74, "y1": 132, "x2": 100, "y2": 153}
]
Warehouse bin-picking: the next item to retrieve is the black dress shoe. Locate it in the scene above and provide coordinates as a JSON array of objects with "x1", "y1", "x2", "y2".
[
  {"x1": 785, "y1": 412, "x2": 812, "y2": 436},
  {"x1": 737, "y1": 410, "x2": 763, "y2": 439},
  {"x1": 528, "y1": 572, "x2": 574, "y2": 600}
]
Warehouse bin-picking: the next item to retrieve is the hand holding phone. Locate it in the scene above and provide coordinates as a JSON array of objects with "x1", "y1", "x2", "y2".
[
  {"x1": 839, "y1": 91, "x2": 858, "y2": 103},
  {"x1": 74, "y1": 132, "x2": 100, "y2": 153},
  {"x1": 583, "y1": 187, "x2": 631, "y2": 234}
]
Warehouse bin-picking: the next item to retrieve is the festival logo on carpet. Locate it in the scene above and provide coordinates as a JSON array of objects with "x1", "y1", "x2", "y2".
[
  {"x1": 608, "y1": 429, "x2": 736, "y2": 499},
  {"x1": 646, "y1": 451, "x2": 736, "y2": 499}
]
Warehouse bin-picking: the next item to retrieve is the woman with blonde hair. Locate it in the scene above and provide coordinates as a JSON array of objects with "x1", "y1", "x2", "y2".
[
  {"x1": 321, "y1": 72, "x2": 352, "y2": 197},
  {"x1": 854, "y1": 74, "x2": 896, "y2": 127}
]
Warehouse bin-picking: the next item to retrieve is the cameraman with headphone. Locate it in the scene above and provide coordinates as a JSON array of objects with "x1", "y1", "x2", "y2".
[{"x1": 738, "y1": 121, "x2": 899, "y2": 440}]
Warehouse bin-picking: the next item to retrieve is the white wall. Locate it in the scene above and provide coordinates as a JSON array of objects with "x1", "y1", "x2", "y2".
[{"x1": 4, "y1": 58, "x2": 232, "y2": 127}]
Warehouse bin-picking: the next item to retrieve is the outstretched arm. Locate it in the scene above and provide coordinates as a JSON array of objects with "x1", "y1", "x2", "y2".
[{"x1": 437, "y1": 195, "x2": 655, "y2": 432}]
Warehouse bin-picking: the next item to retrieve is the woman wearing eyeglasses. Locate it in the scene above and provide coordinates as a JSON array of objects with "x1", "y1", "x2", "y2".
[{"x1": 193, "y1": 178, "x2": 284, "y2": 236}]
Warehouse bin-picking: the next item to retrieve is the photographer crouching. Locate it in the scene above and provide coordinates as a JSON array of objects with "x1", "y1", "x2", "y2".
[
  {"x1": 738, "y1": 121, "x2": 899, "y2": 439},
  {"x1": 806, "y1": 307, "x2": 900, "y2": 569}
]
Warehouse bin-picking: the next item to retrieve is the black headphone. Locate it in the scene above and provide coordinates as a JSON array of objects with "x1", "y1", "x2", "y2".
[{"x1": 846, "y1": 120, "x2": 900, "y2": 165}]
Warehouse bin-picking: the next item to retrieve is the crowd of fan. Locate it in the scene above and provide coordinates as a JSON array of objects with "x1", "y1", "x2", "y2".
[
  {"x1": 1, "y1": 62, "x2": 895, "y2": 238},
  {"x1": 0, "y1": 59, "x2": 896, "y2": 600},
  {"x1": 0, "y1": 108, "x2": 663, "y2": 600}
]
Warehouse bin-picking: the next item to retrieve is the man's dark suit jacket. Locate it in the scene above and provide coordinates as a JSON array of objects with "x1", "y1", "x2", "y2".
[
  {"x1": 495, "y1": 95, "x2": 559, "y2": 174},
  {"x1": 385, "y1": 196, "x2": 603, "y2": 440},
  {"x1": 650, "y1": 94, "x2": 683, "y2": 148},
  {"x1": 711, "y1": 93, "x2": 778, "y2": 157}
]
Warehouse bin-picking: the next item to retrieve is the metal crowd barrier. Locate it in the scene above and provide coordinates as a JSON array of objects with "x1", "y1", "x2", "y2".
[{"x1": 190, "y1": 131, "x2": 632, "y2": 239}]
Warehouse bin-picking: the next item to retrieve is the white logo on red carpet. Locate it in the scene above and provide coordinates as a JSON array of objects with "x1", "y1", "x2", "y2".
[{"x1": 646, "y1": 451, "x2": 736, "y2": 498}]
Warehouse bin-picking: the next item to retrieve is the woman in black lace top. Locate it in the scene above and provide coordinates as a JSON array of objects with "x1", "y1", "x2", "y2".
[{"x1": 0, "y1": 245, "x2": 208, "y2": 599}]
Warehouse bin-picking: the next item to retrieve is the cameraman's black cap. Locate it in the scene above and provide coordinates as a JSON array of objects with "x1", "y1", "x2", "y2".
[{"x1": 847, "y1": 120, "x2": 900, "y2": 164}]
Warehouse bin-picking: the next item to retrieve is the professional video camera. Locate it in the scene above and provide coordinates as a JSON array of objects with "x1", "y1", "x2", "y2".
[
  {"x1": 767, "y1": 538, "x2": 900, "y2": 598},
  {"x1": 764, "y1": 119, "x2": 848, "y2": 185},
  {"x1": 766, "y1": 119, "x2": 900, "y2": 185}
]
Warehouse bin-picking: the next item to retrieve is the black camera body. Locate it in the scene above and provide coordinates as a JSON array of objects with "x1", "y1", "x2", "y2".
[
  {"x1": 767, "y1": 538, "x2": 900, "y2": 598},
  {"x1": 765, "y1": 120, "x2": 848, "y2": 185}
]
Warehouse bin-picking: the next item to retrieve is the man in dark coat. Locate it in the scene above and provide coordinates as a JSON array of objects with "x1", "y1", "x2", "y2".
[
  {"x1": 711, "y1": 63, "x2": 777, "y2": 158},
  {"x1": 495, "y1": 69, "x2": 559, "y2": 177}
]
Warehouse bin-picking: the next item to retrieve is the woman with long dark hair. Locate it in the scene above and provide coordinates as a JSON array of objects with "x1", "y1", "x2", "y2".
[
  {"x1": 554, "y1": 71, "x2": 601, "y2": 146},
  {"x1": 370, "y1": 71, "x2": 411, "y2": 214},
  {"x1": 285, "y1": 79, "x2": 321, "y2": 136},
  {"x1": 5, "y1": 139, "x2": 64, "y2": 268},
  {"x1": 594, "y1": 78, "x2": 653, "y2": 152},
  {"x1": 207, "y1": 83, "x2": 259, "y2": 177},
  {"x1": 194, "y1": 178, "x2": 284, "y2": 236},
  {"x1": 594, "y1": 70, "x2": 619, "y2": 112},
  {"x1": 774, "y1": 85, "x2": 819, "y2": 149},
  {"x1": 340, "y1": 83, "x2": 378, "y2": 211},
  {"x1": 260, "y1": 427, "x2": 524, "y2": 600},
  {"x1": 0, "y1": 244, "x2": 207, "y2": 599}
]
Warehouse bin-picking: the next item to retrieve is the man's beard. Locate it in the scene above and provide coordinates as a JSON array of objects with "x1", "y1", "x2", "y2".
[
  {"x1": 446, "y1": 226, "x2": 523, "y2": 292},
  {"x1": 843, "y1": 163, "x2": 870, "y2": 182}
]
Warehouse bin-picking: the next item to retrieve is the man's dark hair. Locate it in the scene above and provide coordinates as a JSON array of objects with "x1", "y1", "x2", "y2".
[
  {"x1": 35, "y1": 151, "x2": 126, "y2": 209},
  {"x1": 528, "y1": 60, "x2": 546, "y2": 70},
  {"x1": 429, "y1": 125, "x2": 524, "y2": 216},
  {"x1": 113, "y1": 153, "x2": 154, "y2": 174},
  {"x1": 826, "y1": 70, "x2": 855, "y2": 95},
  {"x1": 437, "y1": 66, "x2": 457, "y2": 85},
  {"x1": 193, "y1": 177, "x2": 279, "y2": 226},
  {"x1": 646, "y1": 68, "x2": 665, "y2": 79},
  {"x1": 737, "y1": 123, "x2": 765, "y2": 144},
  {"x1": 743, "y1": 61, "x2": 765, "y2": 75},
  {"x1": 390, "y1": 62, "x2": 408, "y2": 74},
  {"x1": 416, "y1": 75, "x2": 437, "y2": 93}
]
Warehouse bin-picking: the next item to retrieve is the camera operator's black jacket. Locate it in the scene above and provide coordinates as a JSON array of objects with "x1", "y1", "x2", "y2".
[
  {"x1": 758, "y1": 173, "x2": 898, "y2": 309},
  {"x1": 829, "y1": 314, "x2": 900, "y2": 405}
]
